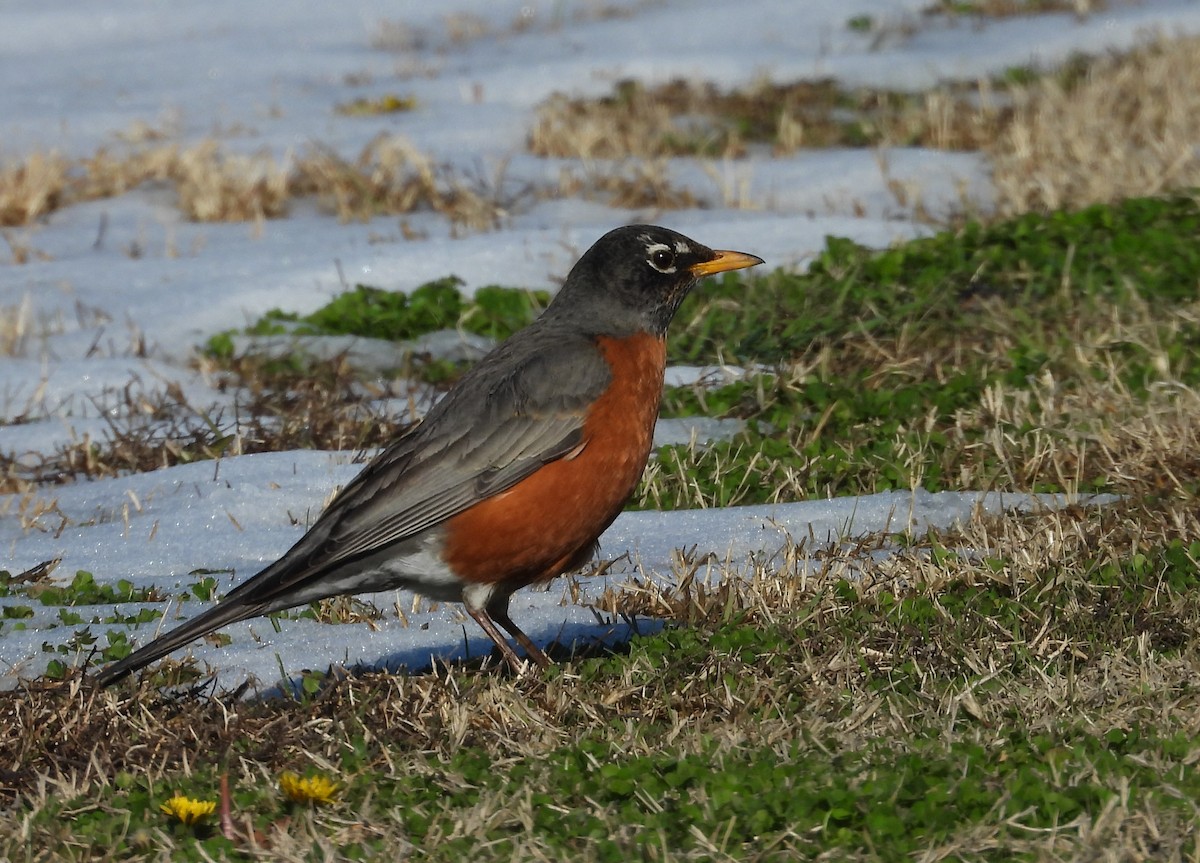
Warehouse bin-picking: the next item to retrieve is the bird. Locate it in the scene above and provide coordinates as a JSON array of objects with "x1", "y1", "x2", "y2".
[{"x1": 94, "y1": 225, "x2": 762, "y2": 686}]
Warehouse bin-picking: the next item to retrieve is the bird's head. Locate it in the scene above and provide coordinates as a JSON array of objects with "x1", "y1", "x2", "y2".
[{"x1": 551, "y1": 225, "x2": 763, "y2": 336}]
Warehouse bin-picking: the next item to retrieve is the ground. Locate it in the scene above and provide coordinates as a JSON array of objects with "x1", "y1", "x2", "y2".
[{"x1": 2, "y1": 2, "x2": 1200, "y2": 860}]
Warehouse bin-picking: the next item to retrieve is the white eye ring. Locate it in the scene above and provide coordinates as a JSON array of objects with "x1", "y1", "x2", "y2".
[{"x1": 646, "y1": 243, "x2": 676, "y2": 273}]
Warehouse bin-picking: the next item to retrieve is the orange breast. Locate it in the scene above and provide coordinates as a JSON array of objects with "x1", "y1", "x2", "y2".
[{"x1": 442, "y1": 332, "x2": 667, "y2": 586}]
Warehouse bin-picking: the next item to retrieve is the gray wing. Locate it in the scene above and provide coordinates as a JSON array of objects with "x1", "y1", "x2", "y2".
[{"x1": 223, "y1": 326, "x2": 610, "y2": 606}]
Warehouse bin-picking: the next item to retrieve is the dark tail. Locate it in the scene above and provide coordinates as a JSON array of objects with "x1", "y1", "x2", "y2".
[{"x1": 92, "y1": 598, "x2": 265, "y2": 687}]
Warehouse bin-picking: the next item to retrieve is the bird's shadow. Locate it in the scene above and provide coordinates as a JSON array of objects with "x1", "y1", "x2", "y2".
[{"x1": 253, "y1": 614, "x2": 668, "y2": 703}]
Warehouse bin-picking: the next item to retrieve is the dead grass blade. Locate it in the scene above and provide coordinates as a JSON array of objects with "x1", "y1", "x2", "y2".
[
  {"x1": 989, "y1": 34, "x2": 1200, "y2": 214},
  {"x1": 0, "y1": 152, "x2": 69, "y2": 227}
]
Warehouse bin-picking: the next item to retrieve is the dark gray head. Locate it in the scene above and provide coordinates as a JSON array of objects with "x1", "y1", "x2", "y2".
[{"x1": 546, "y1": 225, "x2": 763, "y2": 337}]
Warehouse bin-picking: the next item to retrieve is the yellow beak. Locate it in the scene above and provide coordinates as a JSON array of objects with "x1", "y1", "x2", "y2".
[{"x1": 688, "y1": 249, "x2": 765, "y2": 277}]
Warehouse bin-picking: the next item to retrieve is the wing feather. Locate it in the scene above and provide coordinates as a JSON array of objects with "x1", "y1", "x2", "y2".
[{"x1": 223, "y1": 327, "x2": 609, "y2": 606}]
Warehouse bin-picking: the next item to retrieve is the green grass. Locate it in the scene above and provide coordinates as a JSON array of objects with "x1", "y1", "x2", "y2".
[
  {"x1": 28, "y1": 727, "x2": 1200, "y2": 861},
  {"x1": 62, "y1": 724, "x2": 1195, "y2": 862},
  {"x1": 13, "y1": 526, "x2": 1200, "y2": 859},
  {"x1": 669, "y1": 193, "x2": 1200, "y2": 363},
  {"x1": 0, "y1": 570, "x2": 223, "y2": 670},
  {"x1": 0, "y1": 569, "x2": 214, "y2": 614},
  {"x1": 646, "y1": 192, "x2": 1200, "y2": 506},
  {"x1": 8, "y1": 191, "x2": 1200, "y2": 861},
  {"x1": 205, "y1": 277, "x2": 551, "y2": 361},
  {"x1": 200, "y1": 192, "x2": 1200, "y2": 510}
]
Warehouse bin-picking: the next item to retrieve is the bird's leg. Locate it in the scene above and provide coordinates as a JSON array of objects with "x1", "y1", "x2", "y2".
[
  {"x1": 463, "y1": 583, "x2": 547, "y2": 672},
  {"x1": 488, "y1": 595, "x2": 551, "y2": 669},
  {"x1": 464, "y1": 603, "x2": 527, "y2": 672}
]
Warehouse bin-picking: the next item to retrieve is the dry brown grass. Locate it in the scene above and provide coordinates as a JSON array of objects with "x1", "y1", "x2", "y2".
[
  {"x1": 0, "y1": 294, "x2": 33, "y2": 356},
  {"x1": 369, "y1": 3, "x2": 644, "y2": 55},
  {"x1": 3, "y1": 34, "x2": 1195, "y2": 237},
  {"x1": 0, "y1": 152, "x2": 70, "y2": 227},
  {"x1": 0, "y1": 136, "x2": 510, "y2": 232},
  {"x1": 529, "y1": 32, "x2": 1200, "y2": 219},
  {"x1": 989, "y1": 34, "x2": 1200, "y2": 214},
  {"x1": 0, "y1": 354, "x2": 414, "y2": 497},
  {"x1": 174, "y1": 142, "x2": 292, "y2": 222},
  {"x1": 291, "y1": 136, "x2": 508, "y2": 230},
  {"x1": 3, "y1": 494, "x2": 1198, "y2": 859},
  {"x1": 646, "y1": 279, "x2": 1200, "y2": 512},
  {"x1": 643, "y1": 370, "x2": 1200, "y2": 512},
  {"x1": 964, "y1": 373, "x2": 1200, "y2": 501},
  {"x1": 526, "y1": 76, "x2": 1010, "y2": 213},
  {"x1": 530, "y1": 87, "x2": 687, "y2": 160},
  {"x1": 529, "y1": 78, "x2": 1009, "y2": 161},
  {"x1": 74, "y1": 145, "x2": 175, "y2": 199},
  {"x1": 550, "y1": 159, "x2": 700, "y2": 210},
  {"x1": 4, "y1": 143, "x2": 288, "y2": 226}
]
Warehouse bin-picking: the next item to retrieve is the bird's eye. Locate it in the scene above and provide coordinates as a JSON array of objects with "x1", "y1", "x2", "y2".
[{"x1": 647, "y1": 245, "x2": 675, "y2": 273}]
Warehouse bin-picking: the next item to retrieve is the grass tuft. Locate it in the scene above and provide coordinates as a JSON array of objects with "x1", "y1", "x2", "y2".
[{"x1": 989, "y1": 35, "x2": 1200, "y2": 214}]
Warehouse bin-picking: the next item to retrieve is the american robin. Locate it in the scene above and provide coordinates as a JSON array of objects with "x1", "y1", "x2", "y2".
[{"x1": 94, "y1": 225, "x2": 762, "y2": 686}]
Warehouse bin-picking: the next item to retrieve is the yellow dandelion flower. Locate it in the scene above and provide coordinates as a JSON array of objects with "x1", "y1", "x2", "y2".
[
  {"x1": 159, "y1": 794, "x2": 217, "y2": 825},
  {"x1": 280, "y1": 771, "x2": 339, "y2": 804}
]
